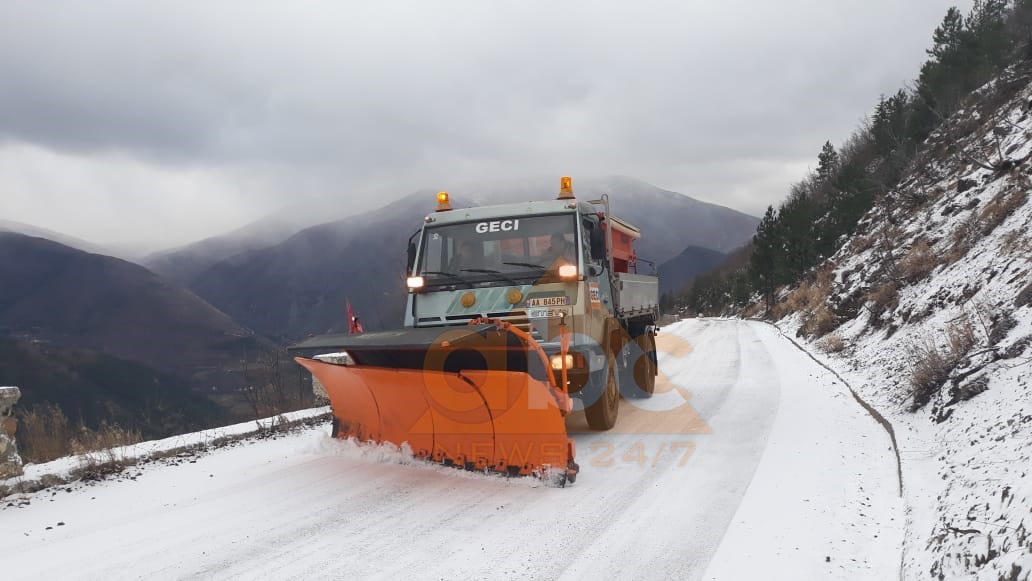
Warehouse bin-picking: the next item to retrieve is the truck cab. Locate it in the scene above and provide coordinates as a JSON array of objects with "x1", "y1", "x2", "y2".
[{"x1": 404, "y1": 182, "x2": 659, "y2": 429}]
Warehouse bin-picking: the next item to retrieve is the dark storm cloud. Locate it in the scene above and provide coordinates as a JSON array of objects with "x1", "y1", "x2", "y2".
[{"x1": 0, "y1": 0, "x2": 969, "y2": 246}]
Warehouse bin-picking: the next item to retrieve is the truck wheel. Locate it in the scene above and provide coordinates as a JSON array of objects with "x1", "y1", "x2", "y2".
[
  {"x1": 331, "y1": 416, "x2": 341, "y2": 439},
  {"x1": 620, "y1": 331, "x2": 657, "y2": 398},
  {"x1": 634, "y1": 333, "x2": 657, "y2": 397},
  {"x1": 585, "y1": 353, "x2": 619, "y2": 430}
]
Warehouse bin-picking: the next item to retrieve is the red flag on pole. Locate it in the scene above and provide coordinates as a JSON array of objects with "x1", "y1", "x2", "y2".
[{"x1": 346, "y1": 299, "x2": 364, "y2": 334}]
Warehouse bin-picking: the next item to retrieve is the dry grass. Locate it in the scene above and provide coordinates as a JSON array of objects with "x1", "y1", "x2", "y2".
[
  {"x1": 241, "y1": 352, "x2": 312, "y2": 420},
  {"x1": 1000, "y1": 229, "x2": 1032, "y2": 256},
  {"x1": 774, "y1": 264, "x2": 839, "y2": 337},
  {"x1": 815, "y1": 261, "x2": 836, "y2": 289},
  {"x1": 848, "y1": 234, "x2": 875, "y2": 254},
  {"x1": 820, "y1": 334, "x2": 846, "y2": 353},
  {"x1": 18, "y1": 404, "x2": 73, "y2": 463},
  {"x1": 876, "y1": 224, "x2": 904, "y2": 252},
  {"x1": 943, "y1": 187, "x2": 1027, "y2": 263},
  {"x1": 910, "y1": 340, "x2": 952, "y2": 411},
  {"x1": 978, "y1": 188, "x2": 1028, "y2": 236},
  {"x1": 17, "y1": 405, "x2": 142, "y2": 464},
  {"x1": 740, "y1": 301, "x2": 764, "y2": 319},
  {"x1": 898, "y1": 239, "x2": 938, "y2": 282},
  {"x1": 909, "y1": 316, "x2": 979, "y2": 411},
  {"x1": 866, "y1": 282, "x2": 899, "y2": 322},
  {"x1": 776, "y1": 281, "x2": 823, "y2": 318},
  {"x1": 773, "y1": 267, "x2": 835, "y2": 321},
  {"x1": 946, "y1": 315, "x2": 978, "y2": 356},
  {"x1": 801, "y1": 304, "x2": 839, "y2": 338},
  {"x1": 946, "y1": 214, "x2": 980, "y2": 264},
  {"x1": 70, "y1": 422, "x2": 141, "y2": 456},
  {"x1": 74, "y1": 423, "x2": 144, "y2": 481}
]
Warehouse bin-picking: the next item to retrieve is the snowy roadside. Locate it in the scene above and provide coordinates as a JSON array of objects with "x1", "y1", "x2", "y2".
[
  {"x1": 749, "y1": 70, "x2": 1032, "y2": 579},
  {"x1": 703, "y1": 320, "x2": 903, "y2": 581},
  {"x1": 0, "y1": 406, "x2": 331, "y2": 498},
  {"x1": 775, "y1": 309, "x2": 1032, "y2": 580}
]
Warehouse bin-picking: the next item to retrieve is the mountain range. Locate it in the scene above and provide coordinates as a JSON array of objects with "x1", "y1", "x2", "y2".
[
  {"x1": 180, "y1": 176, "x2": 758, "y2": 340},
  {"x1": 657, "y1": 245, "x2": 728, "y2": 296},
  {"x1": 0, "y1": 232, "x2": 280, "y2": 434},
  {"x1": 1, "y1": 176, "x2": 757, "y2": 432}
]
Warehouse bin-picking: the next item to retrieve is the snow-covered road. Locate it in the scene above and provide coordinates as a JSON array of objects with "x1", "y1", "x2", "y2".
[{"x1": 2, "y1": 319, "x2": 902, "y2": 580}]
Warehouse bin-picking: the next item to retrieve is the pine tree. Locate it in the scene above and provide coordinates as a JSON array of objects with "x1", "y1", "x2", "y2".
[
  {"x1": 872, "y1": 91, "x2": 909, "y2": 157},
  {"x1": 777, "y1": 191, "x2": 820, "y2": 278},
  {"x1": 967, "y1": 0, "x2": 1012, "y2": 69},
  {"x1": 929, "y1": 7, "x2": 965, "y2": 61},
  {"x1": 749, "y1": 206, "x2": 780, "y2": 313},
  {"x1": 816, "y1": 141, "x2": 839, "y2": 185}
]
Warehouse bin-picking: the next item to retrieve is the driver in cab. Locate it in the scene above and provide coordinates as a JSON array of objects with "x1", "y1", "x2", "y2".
[
  {"x1": 541, "y1": 232, "x2": 574, "y2": 268},
  {"x1": 448, "y1": 240, "x2": 480, "y2": 272}
]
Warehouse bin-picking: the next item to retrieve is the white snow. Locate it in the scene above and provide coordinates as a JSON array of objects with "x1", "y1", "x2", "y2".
[
  {"x1": 705, "y1": 323, "x2": 901, "y2": 580},
  {"x1": 1, "y1": 320, "x2": 900, "y2": 580}
]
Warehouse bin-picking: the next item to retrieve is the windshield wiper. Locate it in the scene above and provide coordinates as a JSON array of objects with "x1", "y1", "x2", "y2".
[
  {"x1": 460, "y1": 268, "x2": 520, "y2": 285},
  {"x1": 502, "y1": 261, "x2": 547, "y2": 271},
  {"x1": 420, "y1": 271, "x2": 473, "y2": 288}
]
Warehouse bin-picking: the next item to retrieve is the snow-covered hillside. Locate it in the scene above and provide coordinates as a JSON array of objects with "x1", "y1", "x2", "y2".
[{"x1": 774, "y1": 67, "x2": 1032, "y2": 580}]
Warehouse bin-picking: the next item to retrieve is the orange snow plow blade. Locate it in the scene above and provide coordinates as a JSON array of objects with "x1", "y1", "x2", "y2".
[{"x1": 291, "y1": 321, "x2": 578, "y2": 483}]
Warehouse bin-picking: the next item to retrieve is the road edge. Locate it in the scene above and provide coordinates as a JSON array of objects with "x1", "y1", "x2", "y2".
[
  {"x1": 0, "y1": 409, "x2": 332, "y2": 499},
  {"x1": 759, "y1": 319, "x2": 903, "y2": 496}
]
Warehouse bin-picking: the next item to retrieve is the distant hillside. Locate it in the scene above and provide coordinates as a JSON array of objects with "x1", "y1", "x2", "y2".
[
  {"x1": 0, "y1": 232, "x2": 271, "y2": 373},
  {"x1": 189, "y1": 177, "x2": 757, "y2": 340},
  {"x1": 191, "y1": 196, "x2": 426, "y2": 342},
  {"x1": 144, "y1": 209, "x2": 331, "y2": 287},
  {"x1": 0, "y1": 219, "x2": 114, "y2": 258},
  {"x1": 658, "y1": 245, "x2": 726, "y2": 296},
  {"x1": 0, "y1": 337, "x2": 226, "y2": 439},
  {"x1": 582, "y1": 176, "x2": 757, "y2": 262}
]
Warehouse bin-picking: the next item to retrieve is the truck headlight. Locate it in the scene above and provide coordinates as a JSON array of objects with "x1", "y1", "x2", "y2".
[
  {"x1": 558, "y1": 264, "x2": 578, "y2": 279},
  {"x1": 550, "y1": 354, "x2": 575, "y2": 370},
  {"x1": 406, "y1": 276, "x2": 425, "y2": 289}
]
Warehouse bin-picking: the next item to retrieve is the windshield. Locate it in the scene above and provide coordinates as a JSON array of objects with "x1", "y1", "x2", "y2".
[{"x1": 418, "y1": 214, "x2": 578, "y2": 282}]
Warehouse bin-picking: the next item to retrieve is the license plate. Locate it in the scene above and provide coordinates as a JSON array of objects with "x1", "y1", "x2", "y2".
[
  {"x1": 527, "y1": 296, "x2": 570, "y2": 307},
  {"x1": 528, "y1": 307, "x2": 568, "y2": 319}
]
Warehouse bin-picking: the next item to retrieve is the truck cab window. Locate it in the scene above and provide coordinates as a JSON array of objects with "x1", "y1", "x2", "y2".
[{"x1": 418, "y1": 214, "x2": 577, "y2": 282}]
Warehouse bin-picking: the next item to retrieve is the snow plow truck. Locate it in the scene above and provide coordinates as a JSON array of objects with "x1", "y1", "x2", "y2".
[{"x1": 290, "y1": 178, "x2": 659, "y2": 484}]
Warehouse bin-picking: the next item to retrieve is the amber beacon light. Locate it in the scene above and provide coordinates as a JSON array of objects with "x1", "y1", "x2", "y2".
[
  {"x1": 436, "y1": 191, "x2": 452, "y2": 211},
  {"x1": 558, "y1": 176, "x2": 574, "y2": 200}
]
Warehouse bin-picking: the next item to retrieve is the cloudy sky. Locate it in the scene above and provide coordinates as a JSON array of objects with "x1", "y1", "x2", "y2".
[{"x1": 0, "y1": 0, "x2": 970, "y2": 251}]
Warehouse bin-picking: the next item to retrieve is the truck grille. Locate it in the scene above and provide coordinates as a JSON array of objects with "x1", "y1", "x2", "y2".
[{"x1": 425, "y1": 311, "x2": 543, "y2": 342}]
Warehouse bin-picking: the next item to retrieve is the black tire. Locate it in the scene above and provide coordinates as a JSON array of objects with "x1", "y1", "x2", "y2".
[
  {"x1": 619, "y1": 330, "x2": 657, "y2": 398},
  {"x1": 634, "y1": 332, "x2": 657, "y2": 397},
  {"x1": 330, "y1": 416, "x2": 341, "y2": 438},
  {"x1": 585, "y1": 353, "x2": 620, "y2": 430}
]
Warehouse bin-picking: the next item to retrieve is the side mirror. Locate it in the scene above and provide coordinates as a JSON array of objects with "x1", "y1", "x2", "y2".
[
  {"x1": 590, "y1": 229, "x2": 605, "y2": 261},
  {"x1": 406, "y1": 242, "x2": 417, "y2": 273},
  {"x1": 587, "y1": 264, "x2": 604, "y2": 277}
]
